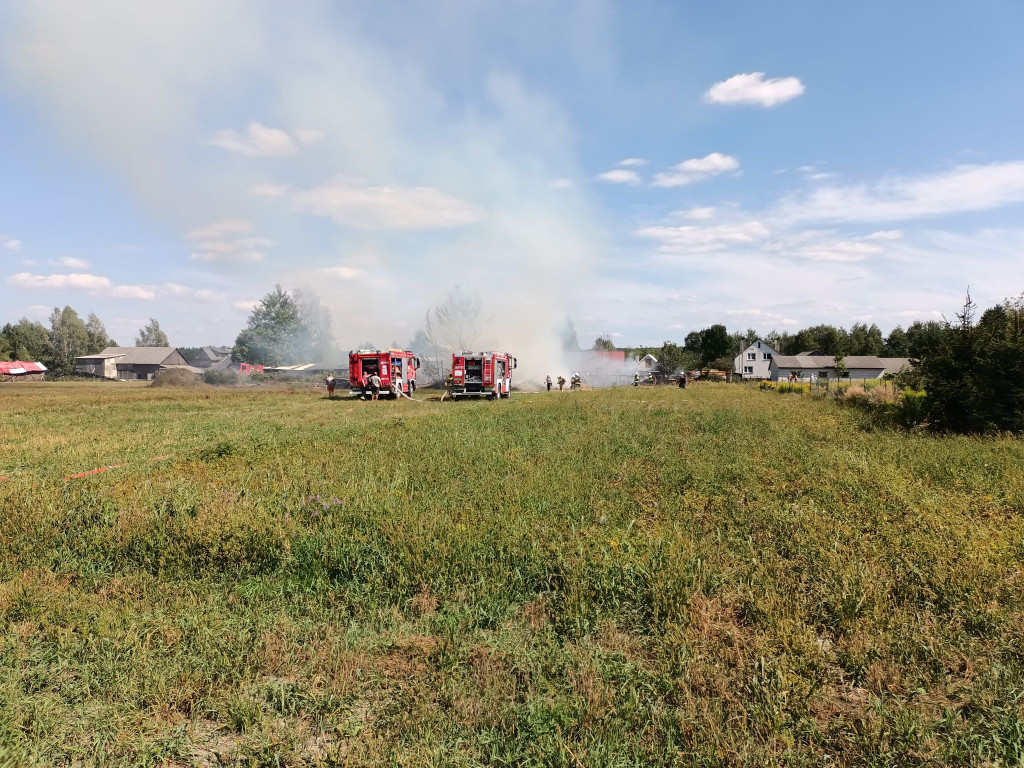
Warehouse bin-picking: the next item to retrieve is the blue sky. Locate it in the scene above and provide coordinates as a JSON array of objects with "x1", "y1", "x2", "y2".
[{"x1": 2, "y1": 1, "x2": 1023, "y2": 353}]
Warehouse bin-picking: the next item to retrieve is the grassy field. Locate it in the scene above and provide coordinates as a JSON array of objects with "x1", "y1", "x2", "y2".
[{"x1": 1, "y1": 381, "x2": 1022, "y2": 767}]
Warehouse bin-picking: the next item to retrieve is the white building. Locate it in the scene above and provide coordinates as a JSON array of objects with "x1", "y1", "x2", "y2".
[{"x1": 734, "y1": 339, "x2": 778, "y2": 380}]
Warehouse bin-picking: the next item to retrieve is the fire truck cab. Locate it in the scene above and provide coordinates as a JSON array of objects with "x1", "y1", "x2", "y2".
[
  {"x1": 349, "y1": 349, "x2": 420, "y2": 398},
  {"x1": 450, "y1": 351, "x2": 517, "y2": 399}
]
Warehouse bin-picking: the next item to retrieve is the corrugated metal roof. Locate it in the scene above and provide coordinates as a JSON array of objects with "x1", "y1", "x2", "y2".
[
  {"x1": 98, "y1": 346, "x2": 179, "y2": 365},
  {"x1": 0, "y1": 361, "x2": 47, "y2": 374}
]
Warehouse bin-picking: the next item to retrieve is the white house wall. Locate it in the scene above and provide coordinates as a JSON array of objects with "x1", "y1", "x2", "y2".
[{"x1": 734, "y1": 340, "x2": 777, "y2": 380}]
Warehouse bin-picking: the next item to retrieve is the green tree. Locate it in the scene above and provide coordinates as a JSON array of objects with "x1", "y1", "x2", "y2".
[
  {"x1": 2, "y1": 318, "x2": 54, "y2": 364},
  {"x1": 808, "y1": 324, "x2": 848, "y2": 355},
  {"x1": 884, "y1": 326, "x2": 910, "y2": 357},
  {"x1": 905, "y1": 320, "x2": 946, "y2": 358},
  {"x1": 232, "y1": 285, "x2": 304, "y2": 365},
  {"x1": 833, "y1": 353, "x2": 848, "y2": 380},
  {"x1": 656, "y1": 341, "x2": 689, "y2": 376},
  {"x1": 789, "y1": 329, "x2": 815, "y2": 354},
  {"x1": 592, "y1": 336, "x2": 616, "y2": 351},
  {"x1": 848, "y1": 322, "x2": 884, "y2": 355},
  {"x1": 49, "y1": 305, "x2": 91, "y2": 371},
  {"x1": 136, "y1": 318, "x2": 169, "y2": 346},
  {"x1": 85, "y1": 312, "x2": 115, "y2": 353},
  {"x1": 919, "y1": 293, "x2": 1024, "y2": 433},
  {"x1": 699, "y1": 324, "x2": 732, "y2": 365}
]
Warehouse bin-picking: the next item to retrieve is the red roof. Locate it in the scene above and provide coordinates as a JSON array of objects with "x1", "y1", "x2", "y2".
[
  {"x1": 0, "y1": 361, "x2": 47, "y2": 374},
  {"x1": 593, "y1": 350, "x2": 625, "y2": 362}
]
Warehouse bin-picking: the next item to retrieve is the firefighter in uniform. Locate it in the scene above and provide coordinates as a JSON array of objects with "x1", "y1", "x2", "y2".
[{"x1": 633, "y1": 372, "x2": 639, "y2": 387}]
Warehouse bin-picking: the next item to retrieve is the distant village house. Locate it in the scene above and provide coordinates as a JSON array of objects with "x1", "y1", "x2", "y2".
[{"x1": 734, "y1": 340, "x2": 778, "y2": 380}]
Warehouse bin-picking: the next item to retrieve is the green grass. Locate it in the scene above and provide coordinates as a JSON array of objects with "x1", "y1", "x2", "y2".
[{"x1": 1, "y1": 381, "x2": 1022, "y2": 767}]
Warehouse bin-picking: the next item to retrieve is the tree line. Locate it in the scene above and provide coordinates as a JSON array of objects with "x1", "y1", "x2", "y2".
[
  {"x1": 596, "y1": 319, "x2": 949, "y2": 378},
  {"x1": 0, "y1": 309, "x2": 171, "y2": 372}
]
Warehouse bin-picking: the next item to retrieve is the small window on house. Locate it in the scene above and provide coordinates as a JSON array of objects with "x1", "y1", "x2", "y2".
[
  {"x1": 743, "y1": 366, "x2": 754, "y2": 374},
  {"x1": 747, "y1": 352, "x2": 756, "y2": 360},
  {"x1": 763, "y1": 353, "x2": 771, "y2": 360}
]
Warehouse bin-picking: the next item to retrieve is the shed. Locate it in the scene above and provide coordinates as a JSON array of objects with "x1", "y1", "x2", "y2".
[
  {"x1": 0, "y1": 361, "x2": 47, "y2": 381},
  {"x1": 75, "y1": 347, "x2": 191, "y2": 380}
]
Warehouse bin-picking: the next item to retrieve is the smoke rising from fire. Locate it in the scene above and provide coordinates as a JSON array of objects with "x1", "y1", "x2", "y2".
[{"x1": 2, "y1": 1, "x2": 609, "y2": 374}]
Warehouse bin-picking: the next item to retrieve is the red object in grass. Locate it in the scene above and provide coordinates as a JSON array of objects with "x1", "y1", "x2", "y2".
[{"x1": 66, "y1": 464, "x2": 125, "y2": 480}]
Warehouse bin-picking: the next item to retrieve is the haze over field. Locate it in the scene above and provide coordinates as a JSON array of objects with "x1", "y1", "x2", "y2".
[{"x1": 1, "y1": 2, "x2": 1023, "y2": 356}]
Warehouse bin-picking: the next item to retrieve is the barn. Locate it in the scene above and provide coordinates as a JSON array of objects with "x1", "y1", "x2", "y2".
[
  {"x1": 0, "y1": 361, "x2": 47, "y2": 382},
  {"x1": 75, "y1": 347, "x2": 192, "y2": 381}
]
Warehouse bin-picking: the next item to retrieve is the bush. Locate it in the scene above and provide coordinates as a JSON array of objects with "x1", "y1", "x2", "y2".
[
  {"x1": 896, "y1": 389, "x2": 928, "y2": 428},
  {"x1": 150, "y1": 368, "x2": 202, "y2": 388},
  {"x1": 203, "y1": 368, "x2": 240, "y2": 386}
]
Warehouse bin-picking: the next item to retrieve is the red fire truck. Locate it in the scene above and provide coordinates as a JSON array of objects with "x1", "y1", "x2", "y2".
[
  {"x1": 349, "y1": 349, "x2": 420, "y2": 398},
  {"x1": 449, "y1": 351, "x2": 517, "y2": 399}
]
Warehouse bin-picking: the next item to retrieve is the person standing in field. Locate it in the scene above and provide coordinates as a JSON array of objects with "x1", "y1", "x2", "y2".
[
  {"x1": 557, "y1": 375, "x2": 566, "y2": 391},
  {"x1": 678, "y1": 372, "x2": 687, "y2": 389},
  {"x1": 370, "y1": 372, "x2": 381, "y2": 400},
  {"x1": 545, "y1": 374, "x2": 552, "y2": 392},
  {"x1": 325, "y1": 372, "x2": 336, "y2": 399},
  {"x1": 633, "y1": 372, "x2": 639, "y2": 387}
]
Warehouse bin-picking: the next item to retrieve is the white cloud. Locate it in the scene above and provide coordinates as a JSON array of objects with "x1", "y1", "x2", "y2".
[
  {"x1": 616, "y1": 158, "x2": 647, "y2": 167},
  {"x1": 187, "y1": 219, "x2": 270, "y2": 261},
  {"x1": 53, "y1": 256, "x2": 90, "y2": 268},
  {"x1": 187, "y1": 219, "x2": 253, "y2": 240},
  {"x1": 638, "y1": 220, "x2": 770, "y2": 254},
  {"x1": 597, "y1": 168, "x2": 641, "y2": 185},
  {"x1": 674, "y1": 206, "x2": 716, "y2": 220},
  {"x1": 756, "y1": 228, "x2": 894, "y2": 263},
  {"x1": 1, "y1": 234, "x2": 22, "y2": 252},
  {"x1": 248, "y1": 183, "x2": 290, "y2": 199},
  {"x1": 704, "y1": 72, "x2": 805, "y2": 107},
  {"x1": 291, "y1": 178, "x2": 482, "y2": 230},
  {"x1": 779, "y1": 161, "x2": 1024, "y2": 223},
  {"x1": 651, "y1": 153, "x2": 740, "y2": 187},
  {"x1": 7, "y1": 271, "x2": 156, "y2": 299},
  {"x1": 294, "y1": 128, "x2": 324, "y2": 145},
  {"x1": 209, "y1": 122, "x2": 296, "y2": 156},
  {"x1": 549, "y1": 178, "x2": 573, "y2": 190},
  {"x1": 317, "y1": 266, "x2": 362, "y2": 280},
  {"x1": 160, "y1": 283, "x2": 224, "y2": 301},
  {"x1": 190, "y1": 237, "x2": 271, "y2": 262},
  {"x1": 233, "y1": 300, "x2": 259, "y2": 312},
  {"x1": 865, "y1": 229, "x2": 903, "y2": 240}
]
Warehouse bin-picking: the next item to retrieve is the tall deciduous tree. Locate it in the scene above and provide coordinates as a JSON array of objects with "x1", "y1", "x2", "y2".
[
  {"x1": 136, "y1": 318, "x2": 169, "y2": 346},
  {"x1": 85, "y1": 312, "x2": 115, "y2": 353},
  {"x1": 232, "y1": 284, "x2": 329, "y2": 366},
  {"x1": 50, "y1": 306, "x2": 90, "y2": 371},
  {"x1": 592, "y1": 336, "x2": 616, "y2": 351}
]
